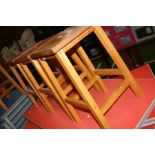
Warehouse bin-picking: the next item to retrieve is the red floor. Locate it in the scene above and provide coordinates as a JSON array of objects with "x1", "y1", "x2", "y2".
[
  {"x1": 131, "y1": 64, "x2": 154, "y2": 79},
  {"x1": 24, "y1": 120, "x2": 42, "y2": 129},
  {"x1": 24, "y1": 65, "x2": 155, "y2": 129},
  {"x1": 117, "y1": 64, "x2": 155, "y2": 79}
]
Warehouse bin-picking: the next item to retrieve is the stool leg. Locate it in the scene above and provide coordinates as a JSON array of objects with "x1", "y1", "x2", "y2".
[
  {"x1": 100, "y1": 79, "x2": 129, "y2": 114},
  {"x1": 70, "y1": 50, "x2": 103, "y2": 92},
  {"x1": 0, "y1": 65, "x2": 23, "y2": 94},
  {"x1": 10, "y1": 66, "x2": 38, "y2": 107},
  {"x1": 18, "y1": 64, "x2": 55, "y2": 112},
  {"x1": 37, "y1": 59, "x2": 80, "y2": 122},
  {"x1": 31, "y1": 59, "x2": 77, "y2": 121},
  {"x1": 75, "y1": 44, "x2": 107, "y2": 92},
  {"x1": 94, "y1": 26, "x2": 143, "y2": 97},
  {"x1": 0, "y1": 99, "x2": 8, "y2": 111},
  {"x1": 70, "y1": 49, "x2": 92, "y2": 80},
  {"x1": 56, "y1": 50, "x2": 110, "y2": 129}
]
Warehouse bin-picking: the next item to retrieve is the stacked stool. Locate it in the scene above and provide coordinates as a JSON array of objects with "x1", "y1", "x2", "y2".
[
  {"x1": 27, "y1": 26, "x2": 143, "y2": 129},
  {"x1": 11, "y1": 39, "x2": 95, "y2": 122},
  {"x1": 8, "y1": 36, "x2": 85, "y2": 121},
  {"x1": 8, "y1": 40, "x2": 56, "y2": 112}
]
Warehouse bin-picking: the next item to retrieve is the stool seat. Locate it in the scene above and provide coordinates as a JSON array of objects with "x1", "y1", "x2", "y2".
[
  {"x1": 11, "y1": 27, "x2": 90, "y2": 63},
  {"x1": 30, "y1": 26, "x2": 91, "y2": 59},
  {"x1": 10, "y1": 33, "x2": 58, "y2": 64},
  {"x1": 11, "y1": 40, "x2": 46, "y2": 64}
]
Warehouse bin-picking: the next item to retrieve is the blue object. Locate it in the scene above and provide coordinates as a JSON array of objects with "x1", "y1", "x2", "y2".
[
  {"x1": 0, "y1": 89, "x2": 21, "y2": 116},
  {"x1": 0, "y1": 90, "x2": 32, "y2": 129}
]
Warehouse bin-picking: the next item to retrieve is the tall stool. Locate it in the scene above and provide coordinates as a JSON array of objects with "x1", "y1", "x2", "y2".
[
  {"x1": 10, "y1": 37, "x2": 86, "y2": 120},
  {"x1": 0, "y1": 65, "x2": 24, "y2": 110},
  {"x1": 8, "y1": 40, "x2": 55, "y2": 112},
  {"x1": 13, "y1": 31, "x2": 98, "y2": 122},
  {"x1": 17, "y1": 47, "x2": 94, "y2": 122},
  {"x1": 29, "y1": 26, "x2": 143, "y2": 129},
  {"x1": 31, "y1": 50, "x2": 97, "y2": 122}
]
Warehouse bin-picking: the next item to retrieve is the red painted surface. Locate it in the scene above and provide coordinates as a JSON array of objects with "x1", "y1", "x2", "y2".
[
  {"x1": 24, "y1": 79, "x2": 155, "y2": 129},
  {"x1": 24, "y1": 120, "x2": 42, "y2": 129},
  {"x1": 117, "y1": 64, "x2": 155, "y2": 79},
  {"x1": 24, "y1": 65, "x2": 155, "y2": 129},
  {"x1": 131, "y1": 64, "x2": 154, "y2": 79},
  {"x1": 142, "y1": 125, "x2": 155, "y2": 129},
  {"x1": 148, "y1": 107, "x2": 155, "y2": 119}
]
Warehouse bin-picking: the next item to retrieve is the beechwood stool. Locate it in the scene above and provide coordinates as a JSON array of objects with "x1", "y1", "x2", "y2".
[
  {"x1": 28, "y1": 26, "x2": 143, "y2": 129},
  {"x1": 8, "y1": 40, "x2": 57, "y2": 112},
  {"x1": 9, "y1": 36, "x2": 92, "y2": 121},
  {"x1": 16, "y1": 44, "x2": 96, "y2": 122},
  {"x1": 30, "y1": 50, "x2": 97, "y2": 122}
]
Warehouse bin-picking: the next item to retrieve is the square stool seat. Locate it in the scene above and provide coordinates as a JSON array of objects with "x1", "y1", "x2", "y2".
[{"x1": 30, "y1": 26, "x2": 91, "y2": 59}]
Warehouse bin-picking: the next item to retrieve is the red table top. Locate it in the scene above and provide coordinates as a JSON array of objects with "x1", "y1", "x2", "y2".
[{"x1": 24, "y1": 65, "x2": 155, "y2": 129}]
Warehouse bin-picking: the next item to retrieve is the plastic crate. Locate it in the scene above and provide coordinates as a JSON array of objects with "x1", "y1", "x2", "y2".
[{"x1": 0, "y1": 93, "x2": 32, "y2": 129}]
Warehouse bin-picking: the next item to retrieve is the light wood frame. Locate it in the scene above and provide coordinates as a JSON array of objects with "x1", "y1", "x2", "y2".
[
  {"x1": 53, "y1": 26, "x2": 143, "y2": 128},
  {"x1": 29, "y1": 26, "x2": 143, "y2": 128}
]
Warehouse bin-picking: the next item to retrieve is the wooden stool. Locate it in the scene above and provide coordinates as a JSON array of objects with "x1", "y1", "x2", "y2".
[
  {"x1": 0, "y1": 65, "x2": 24, "y2": 110},
  {"x1": 10, "y1": 36, "x2": 88, "y2": 120},
  {"x1": 12, "y1": 32, "x2": 98, "y2": 122},
  {"x1": 30, "y1": 50, "x2": 96, "y2": 122},
  {"x1": 8, "y1": 40, "x2": 56, "y2": 112},
  {"x1": 17, "y1": 47, "x2": 94, "y2": 122},
  {"x1": 29, "y1": 26, "x2": 143, "y2": 129}
]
